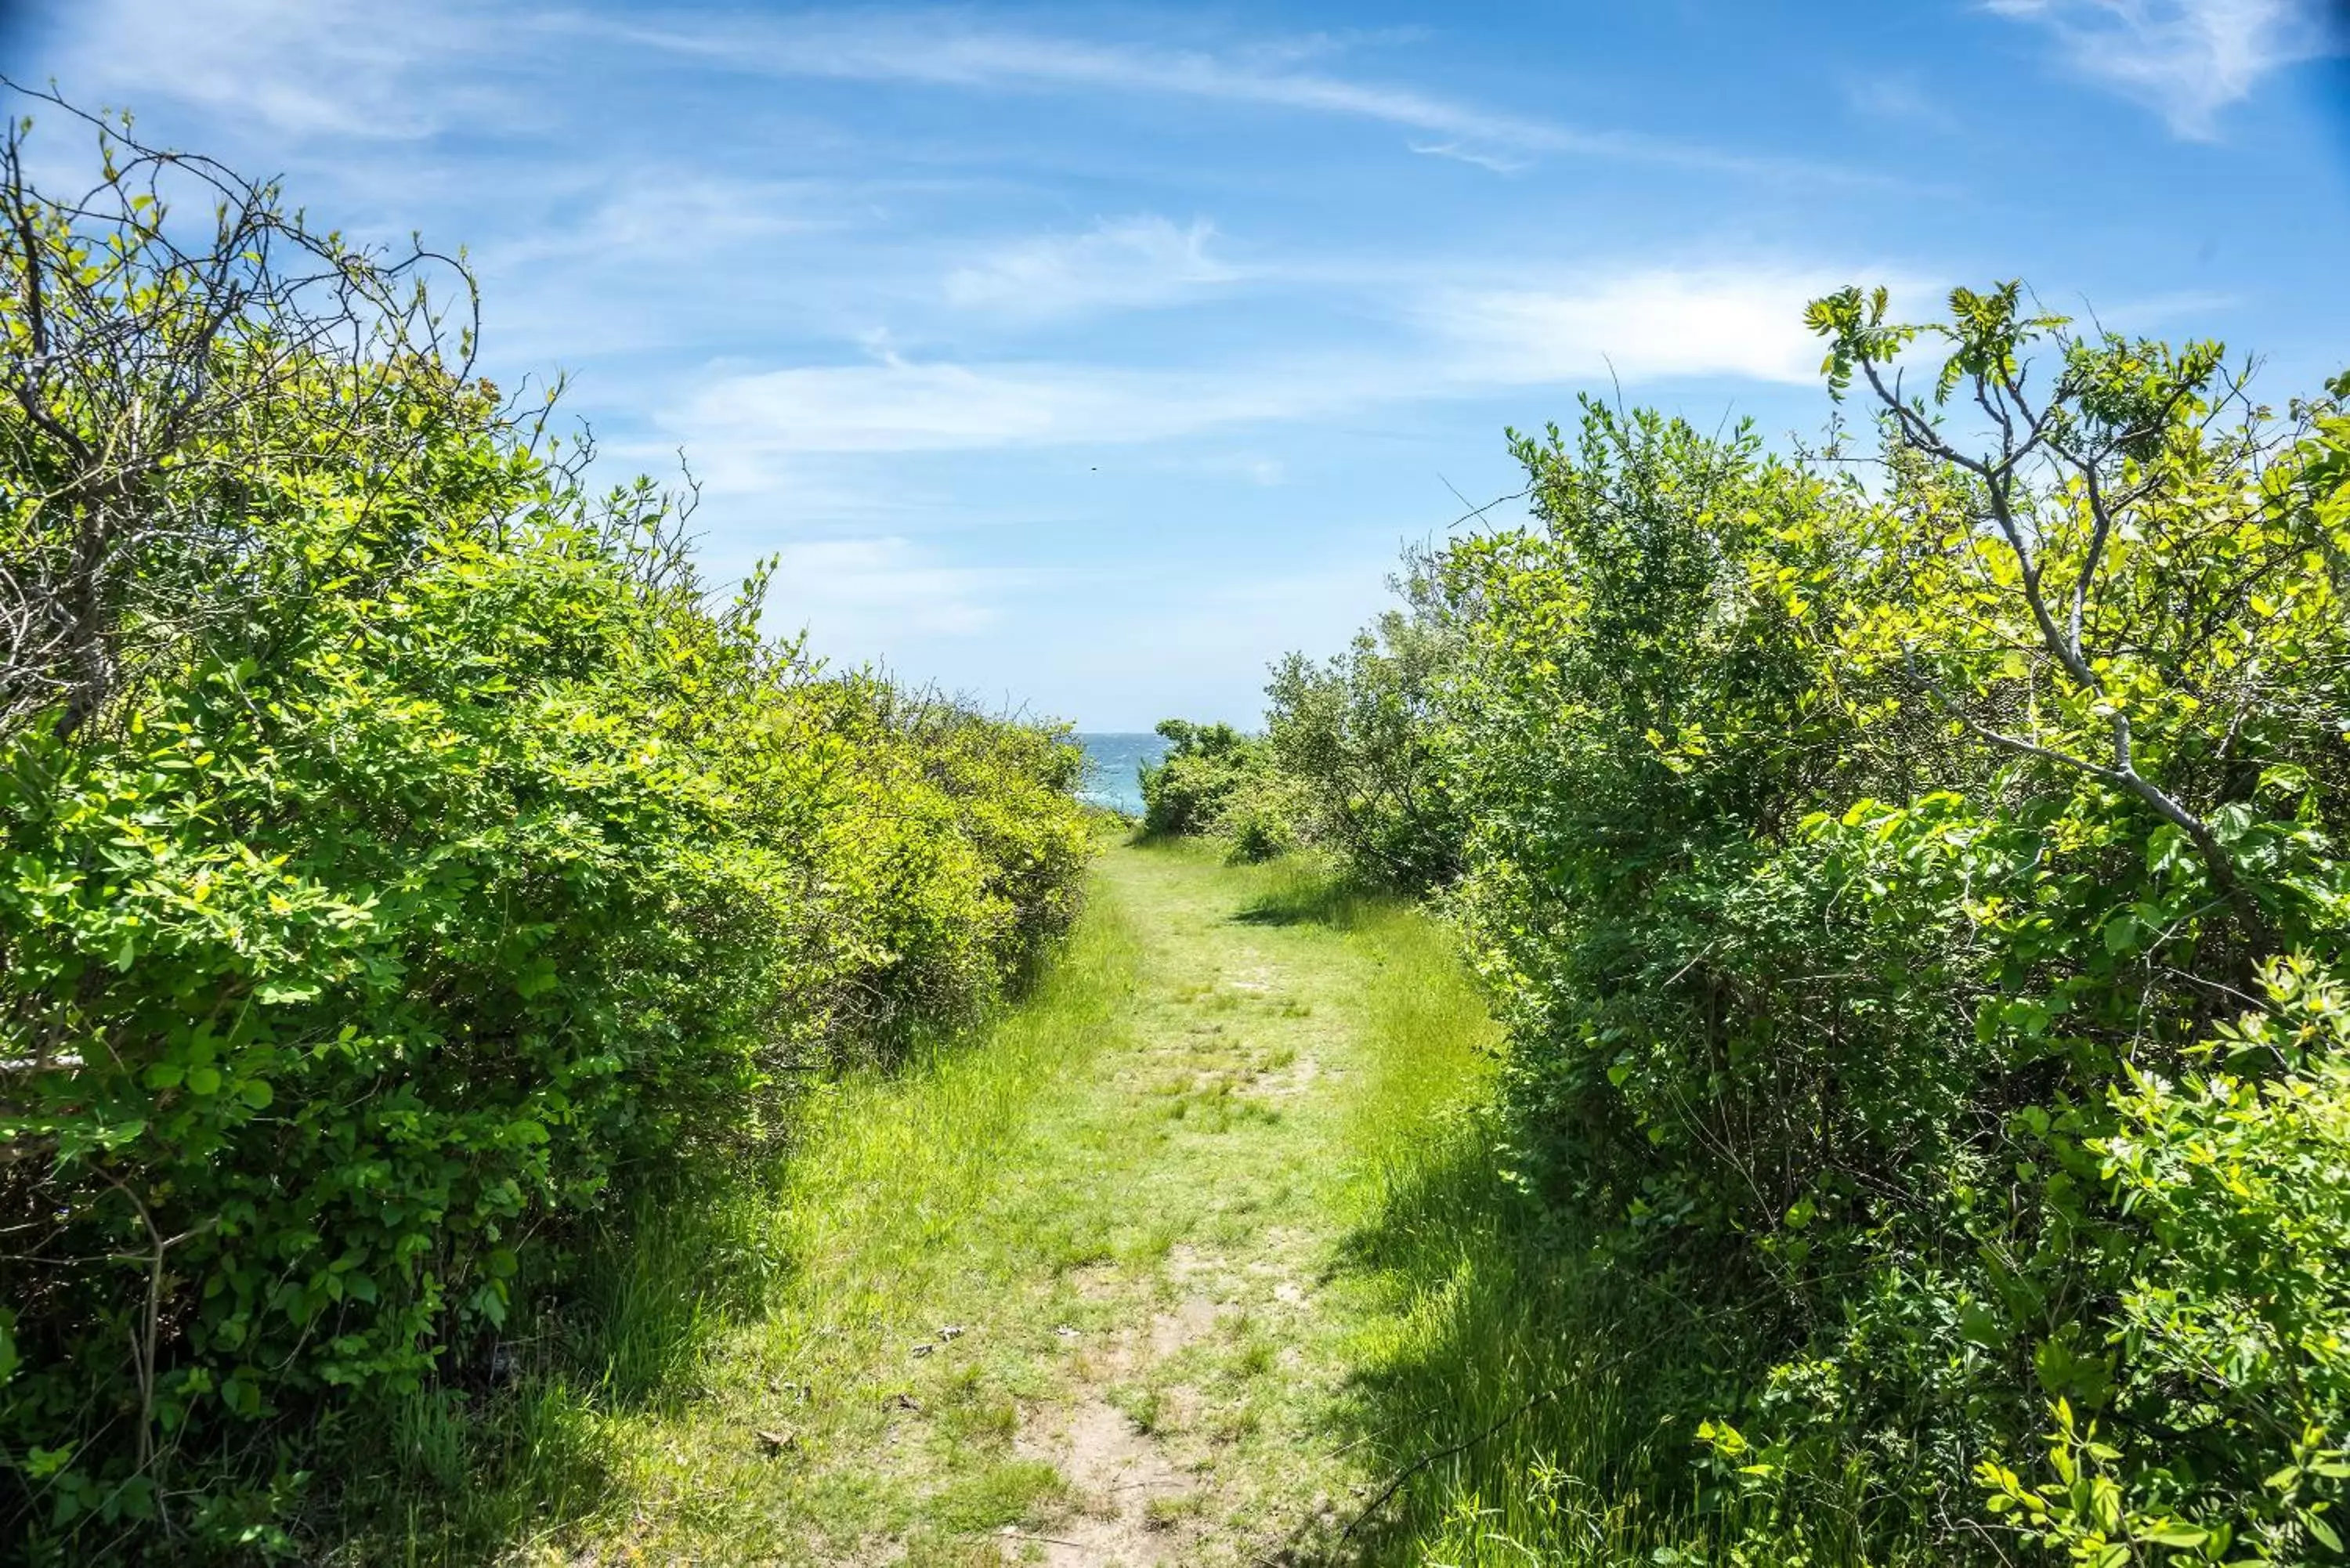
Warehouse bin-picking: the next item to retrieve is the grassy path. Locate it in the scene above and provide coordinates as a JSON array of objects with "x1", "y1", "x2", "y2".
[{"x1": 515, "y1": 836, "x2": 1501, "y2": 1566}]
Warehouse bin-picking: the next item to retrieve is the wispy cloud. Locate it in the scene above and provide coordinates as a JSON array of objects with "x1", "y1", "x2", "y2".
[
  {"x1": 761, "y1": 536, "x2": 1053, "y2": 639},
  {"x1": 661, "y1": 357, "x2": 1358, "y2": 475},
  {"x1": 486, "y1": 171, "x2": 853, "y2": 266},
  {"x1": 661, "y1": 267, "x2": 1873, "y2": 479},
  {"x1": 1985, "y1": 0, "x2": 2343, "y2": 137},
  {"x1": 585, "y1": 10, "x2": 1883, "y2": 182},
  {"x1": 945, "y1": 216, "x2": 1238, "y2": 321},
  {"x1": 1409, "y1": 141, "x2": 1531, "y2": 175},
  {"x1": 595, "y1": 13, "x2": 1568, "y2": 144},
  {"x1": 62, "y1": 2, "x2": 1574, "y2": 167},
  {"x1": 1843, "y1": 73, "x2": 1960, "y2": 132},
  {"x1": 53, "y1": 0, "x2": 501, "y2": 139},
  {"x1": 450, "y1": 172, "x2": 878, "y2": 367}
]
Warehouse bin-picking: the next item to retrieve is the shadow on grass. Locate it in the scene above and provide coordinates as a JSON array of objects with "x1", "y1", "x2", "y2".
[
  {"x1": 356, "y1": 998, "x2": 1049, "y2": 1555},
  {"x1": 1115, "y1": 827, "x2": 1380, "y2": 928},
  {"x1": 1303, "y1": 1107, "x2": 1932, "y2": 1568},
  {"x1": 1311, "y1": 1119, "x2": 1730, "y2": 1565},
  {"x1": 1229, "y1": 858, "x2": 1380, "y2": 930},
  {"x1": 328, "y1": 880, "x2": 1147, "y2": 1563},
  {"x1": 306, "y1": 1174, "x2": 792, "y2": 1563}
]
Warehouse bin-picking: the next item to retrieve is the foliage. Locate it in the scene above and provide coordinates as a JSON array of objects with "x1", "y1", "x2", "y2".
[
  {"x1": 1151, "y1": 562, "x2": 1468, "y2": 883},
  {"x1": 0, "y1": 86, "x2": 475, "y2": 742},
  {"x1": 1262, "y1": 554, "x2": 1464, "y2": 891},
  {"x1": 0, "y1": 103, "x2": 1088, "y2": 1560},
  {"x1": 1137, "y1": 718, "x2": 1270, "y2": 844},
  {"x1": 1214, "y1": 770, "x2": 1307, "y2": 863},
  {"x1": 1297, "y1": 285, "x2": 2350, "y2": 1561},
  {"x1": 1976, "y1": 959, "x2": 2350, "y2": 1565}
]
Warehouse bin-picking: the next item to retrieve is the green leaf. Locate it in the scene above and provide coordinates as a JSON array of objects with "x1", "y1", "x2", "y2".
[
  {"x1": 222, "y1": 1374, "x2": 261, "y2": 1418},
  {"x1": 514, "y1": 958, "x2": 558, "y2": 1000}
]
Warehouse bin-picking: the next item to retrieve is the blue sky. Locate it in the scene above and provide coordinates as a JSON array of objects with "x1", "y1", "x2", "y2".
[{"x1": 19, "y1": 1, "x2": 2350, "y2": 728}]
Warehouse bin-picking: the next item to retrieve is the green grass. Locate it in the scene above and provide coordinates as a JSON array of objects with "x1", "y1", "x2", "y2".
[{"x1": 324, "y1": 835, "x2": 1908, "y2": 1565}]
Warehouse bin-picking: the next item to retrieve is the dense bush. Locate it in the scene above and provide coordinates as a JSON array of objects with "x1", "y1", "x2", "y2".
[
  {"x1": 1136, "y1": 717, "x2": 1283, "y2": 849},
  {"x1": 0, "y1": 106, "x2": 1088, "y2": 1559},
  {"x1": 1285, "y1": 287, "x2": 2350, "y2": 1561}
]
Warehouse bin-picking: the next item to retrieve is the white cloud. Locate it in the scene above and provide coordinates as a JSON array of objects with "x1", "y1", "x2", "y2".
[
  {"x1": 587, "y1": 12, "x2": 1879, "y2": 182},
  {"x1": 597, "y1": 13, "x2": 1570, "y2": 147},
  {"x1": 487, "y1": 172, "x2": 851, "y2": 267},
  {"x1": 1429, "y1": 269, "x2": 1867, "y2": 386},
  {"x1": 945, "y1": 216, "x2": 1237, "y2": 320},
  {"x1": 51, "y1": 2, "x2": 1875, "y2": 186},
  {"x1": 1986, "y1": 0, "x2": 2342, "y2": 137},
  {"x1": 48, "y1": 2, "x2": 1874, "y2": 187},
  {"x1": 1843, "y1": 73, "x2": 1959, "y2": 132},
  {"x1": 454, "y1": 170, "x2": 867, "y2": 363},
  {"x1": 662, "y1": 356, "x2": 1360, "y2": 478},
  {"x1": 1408, "y1": 142, "x2": 1531, "y2": 175}
]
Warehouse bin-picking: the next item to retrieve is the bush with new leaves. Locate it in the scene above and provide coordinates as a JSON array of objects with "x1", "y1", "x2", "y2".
[
  {"x1": 0, "y1": 102, "x2": 1088, "y2": 1559},
  {"x1": 1283, "y1": 287, "x2": 2350, "y2": 1561},
  {"x1": 1137, "y1": 718, "x2": 1260, "y2": 835}
]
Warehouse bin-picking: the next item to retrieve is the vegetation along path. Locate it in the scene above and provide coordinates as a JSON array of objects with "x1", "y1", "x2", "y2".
[{"x1": 522, "y1": 835, "x2": 1500, "y2": 1566}]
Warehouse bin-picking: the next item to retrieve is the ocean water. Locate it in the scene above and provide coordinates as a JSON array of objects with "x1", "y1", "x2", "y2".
[{"x1": 1074, "y1": 732, "x2": 1168, "y2": 817}]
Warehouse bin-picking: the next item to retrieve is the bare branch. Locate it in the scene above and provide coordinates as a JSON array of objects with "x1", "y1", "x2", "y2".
[{"x1": 0, "y1": 78, "x2": 481, "y2": 742}]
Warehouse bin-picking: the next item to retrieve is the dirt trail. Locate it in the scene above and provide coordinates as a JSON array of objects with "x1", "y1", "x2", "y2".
[
  {"x1": 978, "y1": 844, "x2": 1372, "y2": 1566},
  {"x1": 562, "y1": 840, "x2": 1434, "y2": 1566}
]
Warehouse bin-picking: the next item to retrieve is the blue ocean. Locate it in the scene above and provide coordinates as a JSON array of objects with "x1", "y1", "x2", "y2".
[{"x1": 1073, "y1": 732, "x2": 1169, "y2": 817}]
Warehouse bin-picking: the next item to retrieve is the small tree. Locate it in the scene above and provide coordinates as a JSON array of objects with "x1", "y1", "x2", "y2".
[
  {"x1": 1138, "y1": 717, "x2": 1264, "y2": 837},
  {"x1": 1806, "y1": 281, "x2": 2350, "y2": 958},
  {"x1": 1264, "y1": 551, "x2": 1462, "y2": 889}
]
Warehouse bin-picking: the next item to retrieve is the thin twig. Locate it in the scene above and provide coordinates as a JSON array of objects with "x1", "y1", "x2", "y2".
[{"x1": 1336, "y1": 1384, "x2": 1569, "y2": 1546}]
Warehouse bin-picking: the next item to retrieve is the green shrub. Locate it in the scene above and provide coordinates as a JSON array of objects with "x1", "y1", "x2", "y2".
[
  {"x1": 1328, "y1": 286, "x2": 2350, "y2": 1559},
  {"x1": 1263, "y1": 559, "x2": 1464, "y2": 891},
  {"x1": 1135, "y1": 717, "x2": 1311, "y2": 862},
  {"x1": 1977, "y1": 958, "x2": 2350, "y2": 1563},
  {"x1": 1137, "y1": 717, "x2": 1266, "y2": 839},
  {"x1": 0, "y1": 103, "x2": 1087, "y2": 1559},
  {"x1": 1216, "y1": 768, "x2": 1307, "y2": 863}
]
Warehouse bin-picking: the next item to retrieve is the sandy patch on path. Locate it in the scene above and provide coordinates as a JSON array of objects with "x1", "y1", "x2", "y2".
[{"x1": 1002, "y1": 1295, "x2": 1235, "y2": 1565}]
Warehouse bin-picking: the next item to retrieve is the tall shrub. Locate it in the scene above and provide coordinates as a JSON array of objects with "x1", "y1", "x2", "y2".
[
  {"x1": 0, "y1": 99, "x2": 1090, "y2": 1559},
  {"x1": 1379, "y1": 288, "x2": 2350, "y2": 1558}
]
